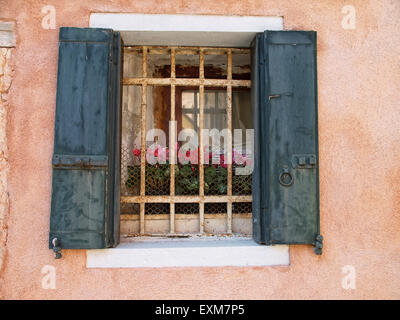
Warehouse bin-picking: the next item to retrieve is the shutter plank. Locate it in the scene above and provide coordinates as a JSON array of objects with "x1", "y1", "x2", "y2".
[
  {"x1": 55, "y1": 42, "x2": 109, "y2": 156},
  {"x1": 50, "y1": 169, "x2": 106, "y2": 248}
]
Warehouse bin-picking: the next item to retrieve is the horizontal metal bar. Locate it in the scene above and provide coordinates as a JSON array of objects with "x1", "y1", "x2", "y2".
[
  {"x1": 121, "y1": 195, "x2": 252, "y2": 203},
  {"x1": 122, "y1": 232, "x2": 242, "y2": 238},
  {"x1": 121, "y1": 213, "x2": 252, "y2": 221},
  {"x1": 182, "y1": 109, "x2": 226, "y2": 114},
  {"x1": 124, "y1": 46, "x2": 250, "y2": 55},
  {"x1": 123, "y1": 78, "x2": 251, "y2": 87}
]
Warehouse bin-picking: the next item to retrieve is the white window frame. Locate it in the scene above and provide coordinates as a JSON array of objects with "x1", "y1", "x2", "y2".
[{"x1": 87, "y1": 13, "x2": 289, "y2": 268}]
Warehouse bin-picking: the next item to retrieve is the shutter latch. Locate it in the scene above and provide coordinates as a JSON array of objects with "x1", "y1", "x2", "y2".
[
  {"x1": 51, "y1": 238, "x2": 62, "y2": 259},
  {"x1": 268, "y1": 94, "x2": 280, "y2": 100},
  {"x1": 268, "y1": 92, "x2": 293, "y2": 100},
  {"x1": 291, "y1": 154, "x2": 317, "y2": 169}
]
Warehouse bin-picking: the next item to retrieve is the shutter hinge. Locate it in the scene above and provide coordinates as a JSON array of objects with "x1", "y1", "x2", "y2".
[
  {"x1": 51, "y1": 238, "x2": 62, "y2": 259},
  {"x1": 52, "y1": 155, "x2": 108, "y2": 168},
  {"x1": 314, "y1": 234, "x2": 323, "y2": 255}
]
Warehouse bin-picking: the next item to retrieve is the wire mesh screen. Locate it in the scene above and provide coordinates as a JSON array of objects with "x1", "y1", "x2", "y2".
[
  {"x1": 121, "y1": 202, "x2": 140, "y2": 214},
  {"x1": 233, "y1": 165, "x2": 252, "y2": 195},
  {"x1": 122, "y1": 145, "x2": 138, "y2": 196},
  {"x1": 232, "y1": 202, "x2": 252, "y2": 214},
  {"x1": 145, "y1": 203, "x2": 170, "y2": 215},
  {"x1": 205, "y1": 203, "x2": 227, "y2": 214},
  {"x1": 204, "y1": 165, "x2": 228, "y2": 195},
  {"x1": 145, "y1": 164, "x2": 170, "y2": 195},
  {"x1": 175, "y1": 164, "x2": 199, "y2": 195},
  {"x1": 175, "y1": 203, "x2": 199, "y2": 214}
]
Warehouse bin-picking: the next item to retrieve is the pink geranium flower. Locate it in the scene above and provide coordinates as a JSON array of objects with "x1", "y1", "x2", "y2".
[
  {"x1": 220, "y1": 154, "x2": 228, "y2": 168},
  {"x1": 157, "y1": 147, "x2": 168, "y2": 163}
]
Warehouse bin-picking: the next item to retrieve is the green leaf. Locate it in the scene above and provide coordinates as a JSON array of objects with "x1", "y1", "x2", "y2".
[
  {"x1": 218, "y1": 184, "x2": 227, "y2": 194},
  {"x1": 154, "y1": 167, "x2": 164, "y2": 180},
  {"x1": 218, "y1": 167, "x2": 227, "y2": 177},
  {"x1": 164, "y1": 167, "x2": 170, "y2": 177},
  {"x1": 180, "y1": 178, "x2": 190, "y2": 186},
  {"x1": 176, "y1": 185, "x2": 183, "y2": 194},
  {"x1": 180, "y1": 165, "x2": 192, "y2": 178},
  {"x1": 205, "y1": 166, "x2": 216, "y2": 177}
]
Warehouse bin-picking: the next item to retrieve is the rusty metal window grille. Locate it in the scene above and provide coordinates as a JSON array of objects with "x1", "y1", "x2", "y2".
[{"x1": 121, "y1": 46, "x2": 252, "y2": 236}]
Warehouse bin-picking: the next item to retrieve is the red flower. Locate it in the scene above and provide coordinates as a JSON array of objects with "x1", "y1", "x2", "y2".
[
  {"x1": 220, "y1": 154, "x2": 228, "y2": 168},
  {"x1": 133, "y1": 149, "x2": 141, "y2": 157}
]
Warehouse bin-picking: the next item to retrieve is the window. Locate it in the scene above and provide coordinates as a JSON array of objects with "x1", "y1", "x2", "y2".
[
  {"x1": 49, "y1": 27, "x2": 322, "y2": 260},
  {"x1": 120, "y1": 46, "x2": 253, "y2": 236}
]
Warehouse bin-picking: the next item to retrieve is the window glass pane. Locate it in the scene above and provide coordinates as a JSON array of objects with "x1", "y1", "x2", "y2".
[
  {"x1": 121, "y1": 85, "x2": 142, "y2": 196},
  {"x1": 147, "y1": 49, "x2": 171, "y2": 78},
  {"x1": 232, "y1": 53, "x2": 251, "y2": 80},
  {"x1": 176, "y1": 53, "x2": 199, "y2": 78},
  {"x1": 232, "y1": 90, "x2": 252, "y2": 128},
  {"x1": 123, "y1": 49, "x2": 142, "y2": 78},
  {"x1": 145, "y1": 86, "x2": 171, "y2": 196},
  {"x1": 176, "y1": 87, "x2": 199, "y2": 196},
  {"x1": 204, "y1": 54, "x2": 227, "y2": 79}
]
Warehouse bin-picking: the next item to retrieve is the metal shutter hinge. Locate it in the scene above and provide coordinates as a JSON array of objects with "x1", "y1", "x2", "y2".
[
  {"x1": 314, "y1": 235, "x2": 323, "y2": 255},
  {"x1": 51, "y1": 238, "x2": 62, "y2": 259}
]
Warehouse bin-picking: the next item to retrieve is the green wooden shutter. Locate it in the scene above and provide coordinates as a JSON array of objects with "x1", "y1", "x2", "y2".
[
  {"x1": 49, "y1": 27, "x2": 122, "y2": 256},
  {"x1": 252, "y1": 31, "x2": 322, "y2": 254}
]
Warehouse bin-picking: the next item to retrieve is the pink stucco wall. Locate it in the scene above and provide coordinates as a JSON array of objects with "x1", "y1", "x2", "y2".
[{"x1": 0, "y1": 0, "x2": 399, "y2": 299}]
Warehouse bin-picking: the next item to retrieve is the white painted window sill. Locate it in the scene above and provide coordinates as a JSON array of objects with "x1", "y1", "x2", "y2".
[{"x1": 86, "y1": 236, "x2": 289, "y2": 268}]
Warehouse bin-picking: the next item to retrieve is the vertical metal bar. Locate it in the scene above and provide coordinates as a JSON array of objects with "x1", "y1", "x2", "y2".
[
  {"x1": 226, "y1": 49, "x2": 233, "y2": 234},
  {"x1": 170, "y1": 47, "x2": 176, "y2": 79},
  {"x1": 170, "y1": 48, "x2": 176, "y2": 234},
  {"x1": 139, "y1": 46, "x2": 148, "y2": 235},
  {"x1": 142, "y1": 46, "x2": 147, "y2": 78},
  {"x1": 199, "y1": 49, "x2": 205, "y2": 234},
  {"x1": 199, "y1": 49, "x2": 204, "y2": 79},
  {"x1": 214, "y1": 91, "x2": 218, "y2": 130},
  {"x1": 227, "y1": 49, "x2": 232, "y2": 80},
  {"x1": 194, "y1": 92, "x2": 198, "y2": 132}
]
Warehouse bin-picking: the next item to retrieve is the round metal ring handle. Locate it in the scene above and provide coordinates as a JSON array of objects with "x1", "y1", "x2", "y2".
[{"x1": 279, "y1": 170, "x2": 294, "y2": 187}]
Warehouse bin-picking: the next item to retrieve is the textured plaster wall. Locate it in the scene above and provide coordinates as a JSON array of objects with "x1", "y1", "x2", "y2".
[
  {"x1": 0, "y1": 20, "x2": 14, "y2": 283},
  {"x1": 0, "y1": 0, "x2": 399, "y2": 299}
]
